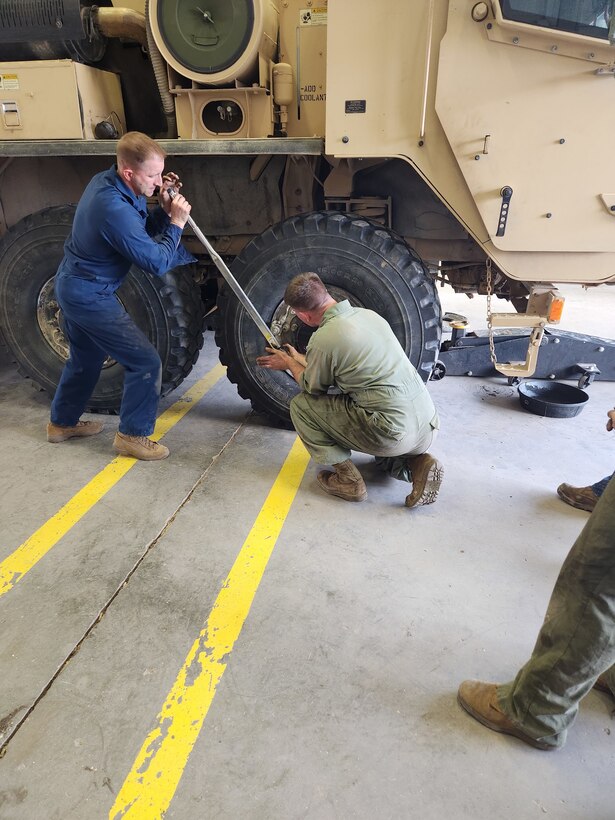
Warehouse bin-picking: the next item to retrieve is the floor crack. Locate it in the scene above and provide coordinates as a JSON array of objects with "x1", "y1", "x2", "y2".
[{"x1": 0, "y1": 416, "x2": 248, "y2": 758}]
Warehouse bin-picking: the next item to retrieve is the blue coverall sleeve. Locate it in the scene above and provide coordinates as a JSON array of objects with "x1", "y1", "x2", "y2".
[
  {"x1": 100, "y1": 202, "x2": 187, "y2": 277},
  {"x1": 145, "y1": 205, "x2": 171, "y2": 238},
  {"x1": 146, "y1": 206, "x2": 197, "y2": 268}
]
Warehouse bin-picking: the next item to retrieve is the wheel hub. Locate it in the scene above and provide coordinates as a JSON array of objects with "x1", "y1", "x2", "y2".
[
  {"x1": 36, "y1": 277, "x2": 115, "y2": 368},
  {"x1": 37, "y1": 278, "x2": 70, "y2": 359},
  {"x1": 269, "y1": 286, "x2": 363, "y2": 352}
]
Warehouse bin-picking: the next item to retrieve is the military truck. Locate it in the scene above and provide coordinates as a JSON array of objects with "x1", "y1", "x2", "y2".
[{"x1": 0, "y1": 0, "x2": 613, "y2": 425}]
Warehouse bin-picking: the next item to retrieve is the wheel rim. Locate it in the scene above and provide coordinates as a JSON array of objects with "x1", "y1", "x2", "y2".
[
  {"x1": 36, "y1": 277, "x2": 69, "y2": 360},
  {"x1": 36, "y1": 276, "x2": 115, "y2": 368}
]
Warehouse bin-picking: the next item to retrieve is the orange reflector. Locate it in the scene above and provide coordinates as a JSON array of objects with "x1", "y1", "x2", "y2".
[{"x1": 548, "y1": 298, "x2": 565, "y2": 323}]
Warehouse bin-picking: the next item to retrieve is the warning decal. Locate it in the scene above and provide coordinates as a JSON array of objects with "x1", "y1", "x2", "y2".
[
  {"x1": 299, "y1": 7, "x2": 327, "y2": 26},
  {"x1": 0, "y1": 74, "x2": 19, "y2": 91}
]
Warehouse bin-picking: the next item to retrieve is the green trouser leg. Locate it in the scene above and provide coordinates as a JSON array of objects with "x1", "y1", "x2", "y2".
[
  {"x1": 374, "y1": 457, "x2": 413, "y2": 482},
  {"x1": 497, "y1": 476, "x2": 615, "y2": 748},
  {"x1": 290, "y1": 392, "x2": 391, "y2": 465},
  {"x1": 289, "y1": 392, "x2": 422, "y2": 466}
]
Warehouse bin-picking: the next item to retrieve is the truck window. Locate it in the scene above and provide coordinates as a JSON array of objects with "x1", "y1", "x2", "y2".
[{"x1": 500, "y1": 0, "x2": 613, "y2": 39}]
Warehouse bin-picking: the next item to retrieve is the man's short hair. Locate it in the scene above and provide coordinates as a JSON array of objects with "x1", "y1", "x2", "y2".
[
  {"x1": 117, "y1": 131, "x2": 166, "y2": 170},
  {"x1": 284, "y1": 272, "x2": 330, "y2": 311}
]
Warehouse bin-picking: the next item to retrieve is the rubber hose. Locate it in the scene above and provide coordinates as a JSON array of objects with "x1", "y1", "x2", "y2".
[
  {"x1": 145, "y1": 0, "x2": 177, "y2": 138},
  {"x1": 91, "y1": 4, "x2": 175, "y2": 137}
]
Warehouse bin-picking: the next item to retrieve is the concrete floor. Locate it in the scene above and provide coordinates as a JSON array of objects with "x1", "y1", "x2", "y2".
[{"x1": 0, "y1": 285, "x2": 614, "y2": 819}]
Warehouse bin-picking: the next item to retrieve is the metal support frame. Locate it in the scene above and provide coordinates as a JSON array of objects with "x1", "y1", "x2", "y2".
[{"x1": 0, "y1": 138, "x2": 324, "y2": 158}]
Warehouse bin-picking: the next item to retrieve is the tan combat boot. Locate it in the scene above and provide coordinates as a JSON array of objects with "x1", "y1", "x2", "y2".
[
  {"x1": 317, "y1": 459, "x2": 367, "y2": 502},
  {"x1": 457, "y1": 680, "x2": 556, "y2": 751},
  {"x1": 47, "y1": 420, "x2": 104, "y2": 443},
  {"x1": 556, "y1": 483, "x2": 599, "y2": 512},
  {"x1": 113, "y1": 432, "x2": 169, "y2": 461},
  {"x1": 405, "y1": 453, "x2": 443, "y2": 507}
]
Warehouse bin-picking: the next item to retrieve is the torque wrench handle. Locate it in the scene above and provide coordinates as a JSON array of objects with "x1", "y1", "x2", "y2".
[{"x1": 167, "y1": 188, "x2": 282, "y2": 349}]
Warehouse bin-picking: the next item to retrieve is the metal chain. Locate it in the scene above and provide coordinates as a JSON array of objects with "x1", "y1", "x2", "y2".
[{"x1": 485, "y1": 257, "x2": 497, "y2": 366}]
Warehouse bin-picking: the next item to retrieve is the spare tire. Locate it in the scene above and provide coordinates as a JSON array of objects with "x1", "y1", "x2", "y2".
[
  {"x1": 216, "y1": 211, "x2": 441, "y2": 426},
  {"x1": 0, "y1": 205, "x2": 204, "y2": 411}
]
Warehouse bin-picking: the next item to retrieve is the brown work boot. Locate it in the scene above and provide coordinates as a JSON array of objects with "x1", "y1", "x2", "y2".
[
  {"x1": 405, "y1": 453, "x2": 443, "y2": 507},
  {"x1": 457, "y1": 680, "x2": 556, "y2": 751},
  {"x1": 556, "y1": 483, "x2": 599, "y2": 512},
  {"x1": 317, "y1": 459, "x2": 367, "y2": 502},
  {"x1": 113, "y1": 432, "x2": 169, "y2": 461},
  {"x1": 47, "y1": 420, "x2": 104, "y2": 443}
]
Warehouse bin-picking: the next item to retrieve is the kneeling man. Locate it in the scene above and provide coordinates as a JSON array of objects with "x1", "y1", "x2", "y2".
[{"x1": 257, "y1": 273, "x2": 442, "y2": 506}]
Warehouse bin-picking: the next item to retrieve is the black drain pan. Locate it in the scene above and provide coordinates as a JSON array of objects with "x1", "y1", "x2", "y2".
[{"x1": 518, "y1": 380, "x2": 589, "y2": 418}]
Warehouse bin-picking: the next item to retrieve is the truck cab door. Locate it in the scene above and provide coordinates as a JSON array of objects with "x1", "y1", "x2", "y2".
[{"x1": 435, "y1": 1, "x2": 615, "y2": 252}]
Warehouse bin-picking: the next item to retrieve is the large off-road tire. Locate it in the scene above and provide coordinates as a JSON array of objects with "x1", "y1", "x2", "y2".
[
  {"x1": 216, "y1": 211, "x2": 441, "y2": 426},
  {"x1": 0, "y1": 205, "x2": 204, "y2": 412}
]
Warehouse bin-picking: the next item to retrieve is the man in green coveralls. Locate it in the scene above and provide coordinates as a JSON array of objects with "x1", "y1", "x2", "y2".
[
  {"x1": 458, "y1": 408, "x2": 615, "y2": 750},
  {"x1": 256, "y1": 272, "x2": 442, "y2": 506}
]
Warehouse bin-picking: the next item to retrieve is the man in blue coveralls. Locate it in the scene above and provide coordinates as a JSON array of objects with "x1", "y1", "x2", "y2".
[{"x1": 46, "y1": 131, "x2": 193, "y2": 460}]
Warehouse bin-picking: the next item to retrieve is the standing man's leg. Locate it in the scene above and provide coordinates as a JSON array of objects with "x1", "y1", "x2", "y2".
[
  {"x1": 48, "y1": 317, "x2": 106, "y2": 442},
  {"x1": 52, "y1": 286, "x2": 167, "y2": 459},
  {"x1": 81, "y1": 305, "x2": 167, "y2": 460},
  {"x1": 108, "y1": 310, "x2": 162, "y2": 437},
  {"x1": 458, "y1": 477, "x2": 615, "y2": 749},
  {"x1": 591, "y1": 472, "x2": 613, "y2": 497}
]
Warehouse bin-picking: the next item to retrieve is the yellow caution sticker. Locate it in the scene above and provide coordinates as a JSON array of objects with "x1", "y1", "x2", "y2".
[
  {"x1": 299, "y1": 7, "x2": 327, "y2": 25},
  {"x1": 0, "y1": 74, "x2": 19, "y2": 91}
]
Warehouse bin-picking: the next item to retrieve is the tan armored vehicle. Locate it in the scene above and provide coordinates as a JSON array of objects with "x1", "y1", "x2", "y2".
[{"x1": 0, "y1": 0, "x2": 613, "y2": 423}]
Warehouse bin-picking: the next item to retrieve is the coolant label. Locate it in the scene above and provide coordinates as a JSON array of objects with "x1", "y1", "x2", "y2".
[
  {"x1": 299, "y1": 7, "x2": 327, "y2": 25},
  {"x1": 300, "y1": 83, "x2": 326, "y2": 101},
  {"x1": 0, "y1": 74, "x2": 19, "y2": 91}
]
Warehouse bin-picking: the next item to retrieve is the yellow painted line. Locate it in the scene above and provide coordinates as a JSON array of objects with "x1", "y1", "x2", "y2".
[
  {"x1": 110, "y1": 436, "x2": 310, "y2": 820},
  {"x1": 0, "y1": 364, "x2": 226, "y2": 597}
]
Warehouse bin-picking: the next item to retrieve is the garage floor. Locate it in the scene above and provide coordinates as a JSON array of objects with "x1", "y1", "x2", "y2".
[{"x1": 0, "y1": 285, "x2": 614, "y2": 819}]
